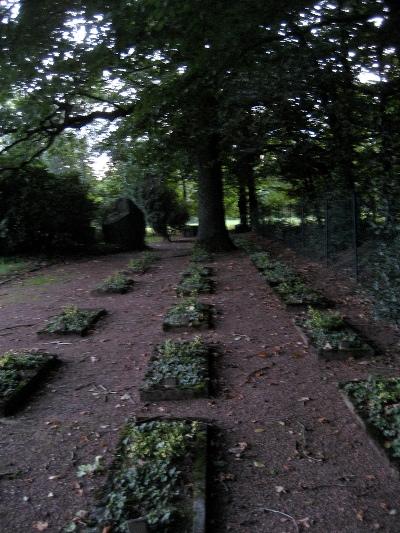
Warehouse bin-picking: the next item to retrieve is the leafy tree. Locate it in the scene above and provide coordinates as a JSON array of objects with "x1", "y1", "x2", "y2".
[
  {"x1": 133, "y1": 174, "x2": 189, "y2": 240},
  {"x1": 0, "y1": 166, "x2": 94, "y2": 253}
]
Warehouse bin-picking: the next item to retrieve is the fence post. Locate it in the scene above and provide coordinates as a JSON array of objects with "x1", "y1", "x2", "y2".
[
  {"x1": 352, "y1": 190, "x2": 359, "y2": 281},
  {"x1": 325, "y1": 199, "x2": 329, "y2": 266}
]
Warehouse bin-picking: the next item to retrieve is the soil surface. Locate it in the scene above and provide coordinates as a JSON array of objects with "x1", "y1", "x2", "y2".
[{"x1": 1, "y1": 237, "x2": 400, "y2": 533}]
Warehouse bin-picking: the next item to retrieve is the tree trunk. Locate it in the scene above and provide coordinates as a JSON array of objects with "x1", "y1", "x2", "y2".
[
  {"x1": 197, "y1": 136, "x2": 235, "y2": 251},
  {"x1": 247, "y1": 171, "x2": 260, "y2": 231},
  {"x1": 238, "y1": 177, "x2": 249, "y2": 227}
]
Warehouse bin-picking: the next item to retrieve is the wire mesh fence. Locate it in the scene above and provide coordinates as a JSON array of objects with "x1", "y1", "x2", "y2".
[{"x1": 258, "y1": 192, "x2": 378, "y2": 281}]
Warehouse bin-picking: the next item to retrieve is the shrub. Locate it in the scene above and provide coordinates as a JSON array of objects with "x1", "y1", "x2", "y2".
[
  {"x1": 0, "y1": 166, "x2": 95, "y2": 253},
  {"x1": 133, "y1": 175, "x2": 189, "y2": 239}
]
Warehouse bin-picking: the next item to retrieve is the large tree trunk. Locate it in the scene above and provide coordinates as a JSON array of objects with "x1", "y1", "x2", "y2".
[
  {"x1": 247, "y1": 170, "x2": 260, "y2": 231},
  {"x1": 238, "y1": 178, "x2": 249, "y2": 227},
  {"x1": 197, "y1": 135, "x2": 235, "y2": 251}
]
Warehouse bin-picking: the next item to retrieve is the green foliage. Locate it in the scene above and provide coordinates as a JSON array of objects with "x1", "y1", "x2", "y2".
[
  {"x1": 275, "y1": 279, "x2": 326, "y2": 306},
  {"x1": 145, "y1": 338, "x2": 208, "y2": 390},
  {"x1": 232, "y1": 236, "x2": 263, "y2": 254},
  {"x1": 0, "y1": 167, "x2": 95, "y2": 253},
  {"x1": 261, "y1": 262, "x2": 296, "y2": 285},
  {"x1": 249, "y1": 252, "x2": 272, "y2": 270},
  {"x1": 133, "y1": 175, "x2": 189, "y2": 238},
  {"x1": 77, "y1": 456, "x2": 104, "y2": 478},
  {"x1": 182, "y1": 265, "x2": 212, "y2": 278},
  {"x1": 0, "y1": 257, "x2": 31, "y2": 277},
  {"x1": 191, "y1": 246, "x2": 213, "y2": 263},
  {"x1": 343, "y1": 377, "x2": 400, "y2": 457},
  {"x1": 303, "y1": 308, "x2": 364, "y2": 351},
  {"x1": 127, "y1": 251, "x2": 160, "y2": 274},
  {"x1": 163, "y1": 298, "x2": 212, "y2": 329},
  {"x1": 44, "y1": 306, "x2": 100, "y2": 334},
  {"x1": 95, "y1": 420, "x2": 202, "y2": 530},
  {"x1": 96, "y1": 272, "x2": 133, "y2": 294},
  {"x1": 176, "y1": 271, "x2": 213, "y2": 296},
  {"x1": 0, "y1": 351, "x2": 52, "y2": 399},
  {"x1": 305, "y1": 308, "x2": 344, "y2": 332}
]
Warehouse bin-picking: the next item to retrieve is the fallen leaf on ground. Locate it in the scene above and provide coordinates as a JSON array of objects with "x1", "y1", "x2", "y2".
[
  {"x1": 33, "y1": 522, "x2": 49, "y2": 531},
  {"x1": 254, "y1": 428, "x2": 265, "y2": 433},
  {"x1": 275, "y1": 485, "x2": 287, "y2": 494},
  {"x1": 298, "y1": 517, "x2": 311, "y2": 528},
  {"x1": 297, "y1": 397, "x2": 311, "y2": 404},
  {"x1": 253, "y1": 461, "x2": 265, "y2": 468}
]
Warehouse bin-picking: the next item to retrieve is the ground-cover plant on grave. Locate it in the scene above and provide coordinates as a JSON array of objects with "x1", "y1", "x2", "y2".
[
  {"x1": 191, "y1": 245, "x2": 213, "y2": 263},
  {"x1": 127, "y1": 251, "x2": 160, "y2": 274},
  {"x1": 95, "y1": 272, "x2": 134, "y2": 294},
  {"x1": 341, "y1": 376, "x2": 400, "y2": 461},
  {"x1": 261, "y1": 261, "x2": 297, "y2": 285},
  {"x1": 182, "y1": 264, "x2": 213, "y2": 278},
  {"x1": 176, "y1": 271, "x2": 213, "y2": 296},
  {"x1": 274, "y1": 277, "x2": 328, "y2": 307},
  {"x1": 249, "y1": 252, "x2": 272, "y2": 271},
  {"x1": 163, "y1": 298, "x2": 213, "y2": 330},
  {"x1": 38, "y1": 305, "x2": 106, "y2": 336},
  {"x1": 232, "y1": 235, "x2": 263, "y2": 253},
  {"x1": 299, "y1": 307, "x2": 373, "y2": 357},
  {"x1": 140, "y1": 337, "x2": 209, "y2": 400},
  {"x1": 86, "y1": 419, "x2": 206, "y2": 532},
  {"x1": 0, "y1": 351, "x2": 59, "y2": 415}
]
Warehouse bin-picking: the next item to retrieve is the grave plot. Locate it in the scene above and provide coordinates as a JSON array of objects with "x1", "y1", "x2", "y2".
[
  {"x1": 176, "y1": 271, "x2": 214, "y2": 297},
  {"x1": 340, "y1": 377, "x2": 400, "y2": 472},
  {"x1": 94, "y1": 272, "x2": 134, "y2": 294},
  {"x1": 125, "y1": 251, "x2": 160, "y2": 274},
  {"x1": 190, "y1": 246, "x2": 213, "y2": 263},
  {"x1": 273, "y1": 278, "x2": 329, "y2": 308},
  {"x1": 163, "y1": 298, "x2": 213, "y2": 331},
  {"x1": 250, "y1": 253, "x2": 295, "y2": 286},
  {"x1": 295, "y1": 308, "x2": 374, "y2": 360},
  {"x1": 38, "y1": 305, "x2": 107, "y2": 336},
  {"x1": 232, "y1": 235, "x2": 263, "y2": 254},
  {"x1": 182, "y1": 265, "x2": 213, "y2": 278},
  {"x1": 140, "y1": 338, "x2": 210, "y2": 401},
  {"x1": 0, "y1": 351, "x2": 60, "y2": 415},
  {"x1": 248, "y1": 252, "x2": 329, "y2": 308},
  {"x1": 85, "y1": 419, "x2": 208, "y2": 533}
]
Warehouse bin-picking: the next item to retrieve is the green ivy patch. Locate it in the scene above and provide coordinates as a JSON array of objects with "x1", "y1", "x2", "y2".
[
  {"x1": 249, "y1": 252, "x2": 272, "y2": 270},
  {"x1": 176, "y1": 272, "x2": 213, "y2": 296},
  {"x1": 0, "y1": 351, "x2": 59, "y2": 414},
  {"x1": 190, "y1": 246, "x2": 213, "y2": 263},
  {"x1": 232, "y1": 236, "x2": 263, "y2": 253},
  {"x1": 141, "y1": 338, "x2": 209, "y2": 400},
  {"x1": 86, "y1": 419, "x2": 206, "y2": 532},
  {"x1": 163, "y1": 298, "x2": 213, "y2": 330},
  {"x1": 38, "y1": 305, "x2": 106, "y2": 336},
  {"x1": 274, "y1": 278, "x2": 328, "y2": 307},
  {"x1": 342, "y1": 377, "x2": 400, "y2": 460},
  {"x1": 299, "y1": 308, "x2": 373, "y2": 356},
  {"x1": 182, "y1": 265, "x2": 213, "y2": 278},
  {"x1": 95, "y1": 272, "x2": 134, "y2": 294},
  {"x1": 127, "y1": 251, "x2": 160, "y2": 274}
]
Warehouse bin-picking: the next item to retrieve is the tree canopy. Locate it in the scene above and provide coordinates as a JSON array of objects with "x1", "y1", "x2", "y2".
[{"x1": 1, "y1": 0, "x2": 399, "y2": 249}]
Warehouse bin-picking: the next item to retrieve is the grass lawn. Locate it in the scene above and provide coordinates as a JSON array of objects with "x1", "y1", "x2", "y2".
[{"x1": 0, "y1": 257, "x2": 31, "y2": 277}]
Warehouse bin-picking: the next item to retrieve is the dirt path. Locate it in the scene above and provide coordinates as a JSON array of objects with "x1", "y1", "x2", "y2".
[{"x1": 1, "y1": 240, "x2": 400, "y2": 532}]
